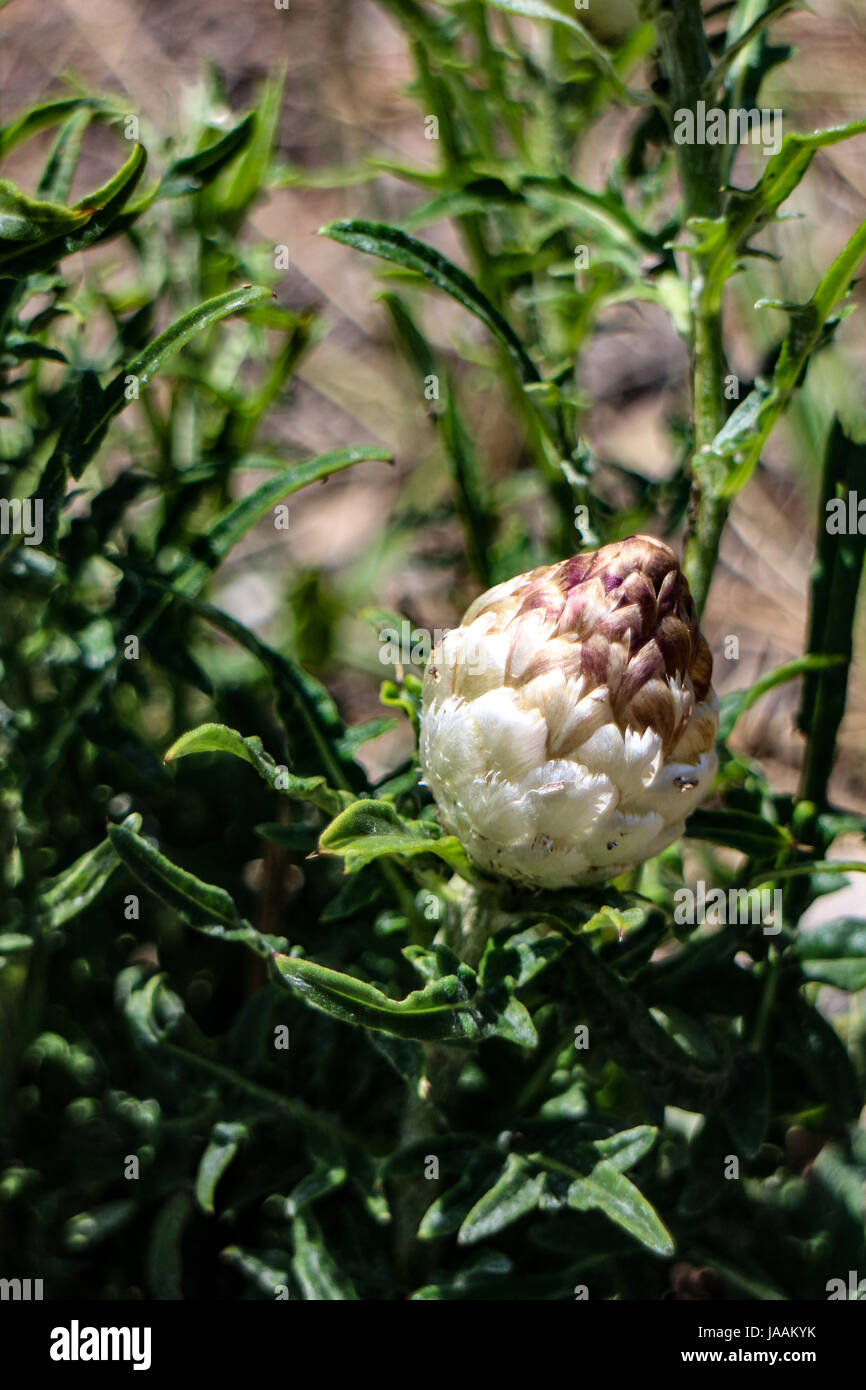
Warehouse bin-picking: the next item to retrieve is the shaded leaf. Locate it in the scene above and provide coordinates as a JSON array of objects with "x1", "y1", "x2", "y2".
[
  {"x1": 684, "y1": 807, "x2": 792, "y2": 859},
  {"x1": 795, "y1": 918, "x2": 866, "y2": 991},
  {"x1": 108, "y1": 823, "x2": 278, "y2": 959},
  {"x1": 165, "y1": 722, "x2": 351, "y2": 817}
]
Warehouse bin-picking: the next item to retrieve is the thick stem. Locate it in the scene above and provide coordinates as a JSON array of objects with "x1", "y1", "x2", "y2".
[
  {"x1": 440, "y1": 879, "x2": 509, "y2": 969},
  {"x1": 650, "y1": 0, "x2": 722, "y2": 220},
  {"x1": 682, "y1": 478, "x2": 727, "y2": 617},
  {"x1": 647, "y1": 0, "x2": 728, "y2": 614}
]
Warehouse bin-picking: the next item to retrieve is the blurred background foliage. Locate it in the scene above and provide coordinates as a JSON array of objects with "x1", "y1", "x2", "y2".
[{"x1": 1, "y1": 0, "x2": 866, "y2": 1300}]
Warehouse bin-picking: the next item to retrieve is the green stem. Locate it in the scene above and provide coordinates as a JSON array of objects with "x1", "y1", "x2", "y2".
[
  {"x1": 650, "y1": 0, "x2": 722, "y2": 220},
  {"x1": 647, "y1": 0, "x2": 729, "y2": 614}
]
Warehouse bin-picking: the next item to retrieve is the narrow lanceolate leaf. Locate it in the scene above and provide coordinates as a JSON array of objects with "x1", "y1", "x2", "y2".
[
  {"x1": 718, "y1": 653, "x2": 846, "y2": 741},
  {"x1": 37, "y1": 284, "x2": 267, "y2": 487},
  {"x1": 777, "y1": 996, "x2": 860, "y2": 1120},
  {"x1": 69, "y1": 142, "x2": 148, "y2": 248},
  {"x1": 566, "y1": 937, "x2": 715, "y2": 1105},
  {"x1": 0, "y1": 96, "x2": 101, "y2": 160},
  {"x1": 320, "y1": 219, "x2": 540, "y2": 383},
  {"x1": 318, "y1": 800, "x2": 476, "y2": 879},
  {"x1": 174, "y1": 447, "x2": 391, "y2": 595},
  {"x1": 91, "y1": 285, "x2": 272, "y2": 467},
  {"x1": 37, "y1": 108, "x2": 92, "y2": 203},
  {"x1": 457, "y1": 1155, "x2": 543, "y2": 1245},
  {"x1": 222, "y1": 71, "x2": 285, "y2": 222},
  {"x1": 567, "y1": 1162, "x2": 675, "y2": 1257},
  {"x1": 35, "y1": 813, "x2": 140, "y2": 928},
  {"x1": 121, "y1": 969, "x2": 186, "y2": 1050},
  {"x1": 220, "y1": 1247, "x2": 290, "y2": 1299},
  {"x1": 798, "y1": 421, "x2": 866, "y2": 807},
  {"x1": 165, "y1": 722, "x2": 351, "y2": 817},
  {"x1": 272, "y1": 954, "x2": 482, "y2": 1041},
  {"x1": 107, "y1": 823, "x2": 277, "y2": 959}
]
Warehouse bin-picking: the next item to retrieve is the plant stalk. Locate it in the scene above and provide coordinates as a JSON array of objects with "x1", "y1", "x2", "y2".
[{"x1": 647, "y1": 0, "x2": 729, "y2": 614}]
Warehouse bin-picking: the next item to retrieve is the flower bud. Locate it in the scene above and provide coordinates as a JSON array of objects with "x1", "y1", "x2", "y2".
[{"x1": 419, "y1": 535, "x2": 717, "y2": 887}]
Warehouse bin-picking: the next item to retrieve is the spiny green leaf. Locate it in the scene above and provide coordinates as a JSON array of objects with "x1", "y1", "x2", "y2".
[{"x1": 703, "y1": 215, "x2": 866, "y2": 500}]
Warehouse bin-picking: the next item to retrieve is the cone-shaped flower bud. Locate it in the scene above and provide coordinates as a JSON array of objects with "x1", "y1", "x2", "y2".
[{"x1": 419, "y1": 535, "x2": 717, "y2": 887}]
